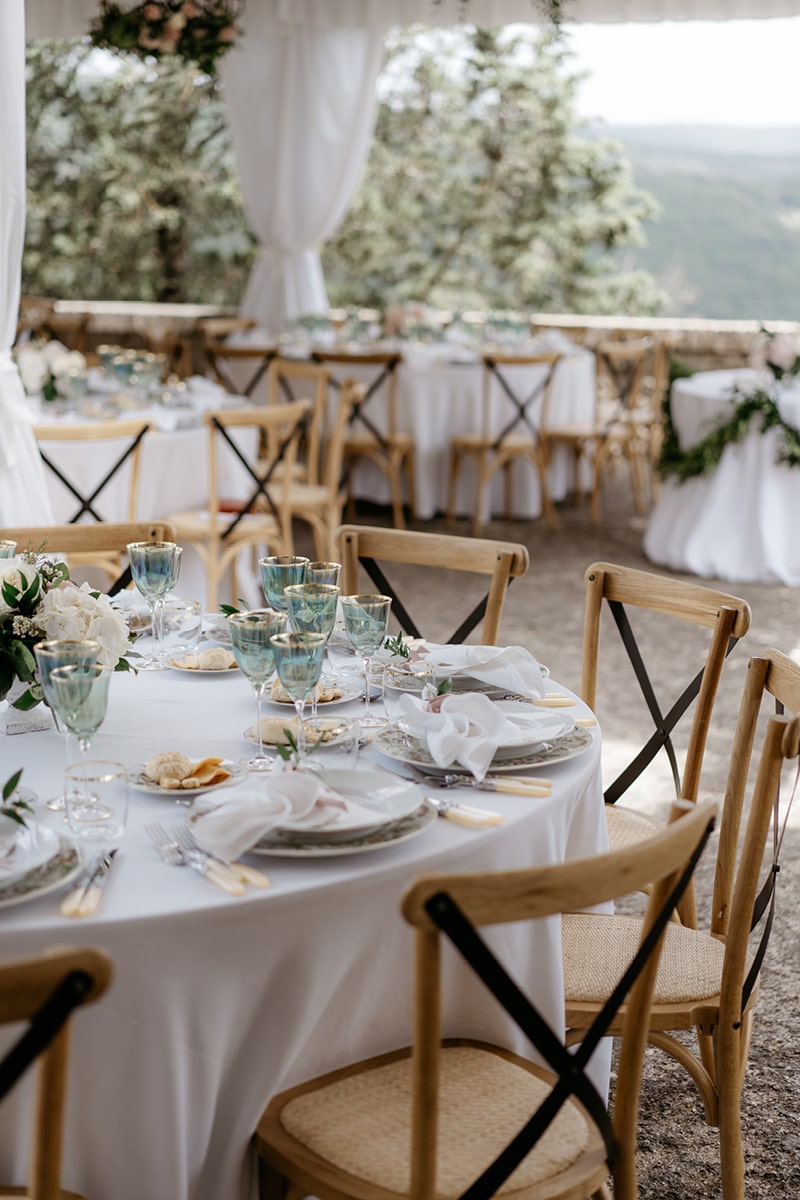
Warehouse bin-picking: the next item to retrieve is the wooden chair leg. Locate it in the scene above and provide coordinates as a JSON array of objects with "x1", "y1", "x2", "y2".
[
  {"x1": 717, "y1": 1025, "x2": 747, "y2": 1200},
  {"x1": 503, "y1": 458, "x2": 513, "y2": 520},
  {"x1": 404, "y1": 447, "x2": 417, "y2": 522},
  {"x1": 472, "y1": 452, "x2": 490, "y2": 536},
  {"x1": 387, "y1": 453, "x2": 406, "y2": 530},
  {"x1": 535, "y1": 453, "x2": 559, "y2": 531},
  {"x1": 446, "y1": 444, "x2": 462, "y2": 522}
]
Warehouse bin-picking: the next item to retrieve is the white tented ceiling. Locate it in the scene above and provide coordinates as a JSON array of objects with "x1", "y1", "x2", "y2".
[{"x1": 24, "y1": 0, "x2": 800, "y2": 38}]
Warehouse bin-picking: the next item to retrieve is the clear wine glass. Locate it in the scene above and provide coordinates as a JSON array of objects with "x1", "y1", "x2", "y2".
[
  {"x1": 46, "y1": 664, "x2": 112, "y2": 764},
  {"x1": 305, "y1": 561, "x2": 341, "y2": 587},
  {"x1": 127, "y1": 541, "x2": 183, "y2": 669},
  {"x1": 270, "y1": 632, "x2": 327, "y2": 759},
  {"x1": 228, "y1": 609, "x2": 288, "y2": 772},
  {"x1": 340, "y1": 594, "x2": 392, "y2": 728},
  {"x1": 34, "y1": 639, "x2": 101, "y2": 811},
  {"x1": 0, "y1": 541, "x2": 17, "y2": 559},
  {"x1": 284, "y1": 583, "x2": 339, "y2": 724},
  {"x1": 258, "y1": 556, "x2": 308, "y2": 614}
]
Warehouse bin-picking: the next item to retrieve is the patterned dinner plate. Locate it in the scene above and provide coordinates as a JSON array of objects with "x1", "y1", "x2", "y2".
[
  {"x1": 249, "y1": 801, "x2": 436, "y2": 857},
  {"x1": 0, "y1": 828, "x2": 82, "y2": 910},
  {"x1": 373, "y1": 723, "x2": 594, "y2": 774}
]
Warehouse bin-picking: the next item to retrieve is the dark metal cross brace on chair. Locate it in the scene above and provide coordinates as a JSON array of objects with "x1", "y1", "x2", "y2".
[
  {"x1": 37, "y1": 425, "x2": 149, "y2": 525},
  {"x1": 209, "y1": 411, "x2": 307, "y2": 538},
  {"x1": 485, "y1": 356, "x2": 558, "y2": 450}
]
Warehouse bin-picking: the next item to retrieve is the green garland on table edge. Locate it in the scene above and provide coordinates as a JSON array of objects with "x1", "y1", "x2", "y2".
[{"x1": 658, "y1": 385, "x2": 800, "y2": 484}]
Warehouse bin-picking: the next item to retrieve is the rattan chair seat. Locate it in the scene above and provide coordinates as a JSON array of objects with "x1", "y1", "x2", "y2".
[
  {"x1": 604, "y1": 804, "x2": 664, "y2": 850},
  {"x1": 279, "y1": 1044, "x2": 592, "y2": 1197},
  {"x1": 563, "y1": 913, "x2": 726, "y2": 1005}
]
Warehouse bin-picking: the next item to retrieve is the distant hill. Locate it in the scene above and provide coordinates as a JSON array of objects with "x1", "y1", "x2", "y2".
[{"x1": 586, "y1": 124, "x2": 800, "y2": 321}]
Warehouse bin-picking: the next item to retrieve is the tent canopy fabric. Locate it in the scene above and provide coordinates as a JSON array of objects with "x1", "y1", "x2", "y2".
[{"x1": 23, "y1": 0, "x2": 800, "y2": 36}]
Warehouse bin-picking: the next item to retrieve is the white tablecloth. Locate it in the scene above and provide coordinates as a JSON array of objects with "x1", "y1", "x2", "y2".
[
  {"x1": 644, "y1": 368, "x2": 800, "y2": 585},
  {"x1": 0, "y1": 669, "x2": 606, "y2": 1200}
]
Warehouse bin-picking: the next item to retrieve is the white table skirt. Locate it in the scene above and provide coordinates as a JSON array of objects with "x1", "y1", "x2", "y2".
[
  {"x1": 0, "y1": 669, "x2": 607, "y2": 1200},
  {"x1": 645, "y1": 369, "x2": 800, "y2": 585}
]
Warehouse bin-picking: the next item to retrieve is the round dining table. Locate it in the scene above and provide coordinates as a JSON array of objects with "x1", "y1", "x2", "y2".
[
  {"x1": 644, "y1": 367, "x2": 800, "y2": 585},
  {"x1": 0, "y1": 663, "x2": 607, "y2": 1200}
]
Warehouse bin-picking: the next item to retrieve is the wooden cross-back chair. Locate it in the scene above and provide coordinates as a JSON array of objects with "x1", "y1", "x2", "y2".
[
  {"x1": 265, "y1": 357, "x2": 329, "y2": 486},
  {"x1": 447, "y1": 351, "x2": 562, "y2": 536},
  {"x1": 202, "y1": 335, "x2": 279, "y2": 401},
  {"x1": 564, "y1": 653, "x2": 800, "y2": 1200},
  {"x1": 336, "y1": 525, "x2": 529, "y2": 646},
  {"x1": 545, "y1": 335, "x2": 657, "y2": 523},
  {"x1": 167, "y1": 399, "x2": 310, "y2": 611},
  {"x1": 0, "y1": 946, "x2": 112, "y2": 1200},
  {"x1": 581, "y1": 561, "x2": 750, "y2": 924},
  {"x1": 255, "y1": 801, "x2": 716, "y2": 1200},
  {"x1": 0, "y1": 520, "x2": 177, "y2": 596},
  {"x1": 310, "y1": 349, "x2": 414, "y2": 529},
  {"x1": 33, "y1": 420, "x2": 152, "y2": 527}
]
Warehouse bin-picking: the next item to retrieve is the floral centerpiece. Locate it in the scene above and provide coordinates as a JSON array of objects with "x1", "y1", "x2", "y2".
[
  {"x1": 89, "y1": 2, "x2": 243, "y2": 76},
  {"x1": 13, "y1": 340, "x2": 88, "y2": 402},
  {"x1": 0, "y1": 551, "x2": 132, "y2": 712}
]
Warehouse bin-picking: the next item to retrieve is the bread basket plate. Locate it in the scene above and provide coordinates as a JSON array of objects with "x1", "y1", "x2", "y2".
[{"x1": 130, "y1": 759, "x2": 246, "y2": 797}]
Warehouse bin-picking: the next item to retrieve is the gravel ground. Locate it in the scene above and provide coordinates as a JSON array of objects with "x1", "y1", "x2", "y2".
[{"x1": 330, "y1": 463, "x2": 800, "y2": 1199}]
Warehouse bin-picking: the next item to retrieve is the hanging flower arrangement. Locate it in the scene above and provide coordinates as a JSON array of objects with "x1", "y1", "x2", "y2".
[{"x1": 89, "y1": 2, "x2": 243, "y2": 77}]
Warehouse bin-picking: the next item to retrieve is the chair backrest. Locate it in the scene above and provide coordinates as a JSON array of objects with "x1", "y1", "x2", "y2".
[
  {"x1": 595, "y1": 336, "x2": 655, "y2": 415},
  {"x1": 317, "y1": 381, "x2": 364, "y2": 499},
  {"x1": 205, "y1": 399, "x2": 311, "y2": 544},
  {"x1": 310, "y1": 350, "x2": 402, "y2": 447},
  {"x1": 480, "y1": 351, "x2": 561, "y2": 446},
  {"x1": 202, "y1": 337, "x2": 278, "y2": 399},
  {"x1": 336, "y1": 524, "x2": 529, "y2": 645},
  {"x1": 0, "y1": 946, "x2": 112, "y2": 1200},
  {"x1": 581, "y1": 561, "x2": 751, "y2": 808},
  {"x1": 712, "y1": 649, "x2": 800, "y2": 943},
  {"x1": 402, "y1": 801, "x2": 717, "y2": 1200},
  {"x1": 0, "y1": 521, "x2": 177, "y2": 594},
  {"x1": 33, "y1": 419, "x2": 152, "y2": 525},
  {"x1": 266, "y1": 357, "x2": 330, "y2": 486}
]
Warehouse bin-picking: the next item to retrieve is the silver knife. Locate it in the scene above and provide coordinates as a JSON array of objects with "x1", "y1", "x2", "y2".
[{"x1": 60, "y1": 848, "x2": 118, "y2": 918}]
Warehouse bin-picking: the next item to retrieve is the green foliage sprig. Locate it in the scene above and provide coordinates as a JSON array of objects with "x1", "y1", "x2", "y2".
[
  {"x1": 659, "y1": 386, "x2": 800, "y2": 483},
  {"x1": 89, "y1": 2, "x2": 242, "y2": 77},
  {"x1": 1, "y1": 770, "x2": 32, "y2": 829},
  {"x1": 384, "y1": 631, "x2": 409, "y2": 659},
  {"x1": 274, "y1": 728, "x2": 324, "y2": 766}
]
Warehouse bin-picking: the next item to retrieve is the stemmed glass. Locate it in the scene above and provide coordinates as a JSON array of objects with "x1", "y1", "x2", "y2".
[
  {"x1": 340, "y1": 594, "x2": 392, "y2": 728},
  {"x1": 258, "y1": 556, "x2": 308, "y2": 614},
  {"x1": 127, "y1": 541, "x2": 183, "y2": 669},
  {"x1": 46, "y1": 664, "x2": 112, "y2": 764},
  {"x1": 270, "y1": 633, "x2": 327, "y2": 759},
  {"x1": 305, "y1": 561, "x2": 341, "y2": 587},
  {"x1": 0, "y1": 541, "x2": 17, "y2": 559},
  {"x1": 284, "y1": 583, "x2": 339, "y2": 723},
  {"x1": 34, "y1": 639, "x2": 101, "y2": 811},
  {"x1": 228, "y1": 609, "x2": 288, "y2": 772}
]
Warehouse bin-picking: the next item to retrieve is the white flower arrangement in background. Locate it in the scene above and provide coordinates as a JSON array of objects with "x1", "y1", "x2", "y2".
[{"x1": 13, "y1": 340, "x2": 88, "y2": 401}]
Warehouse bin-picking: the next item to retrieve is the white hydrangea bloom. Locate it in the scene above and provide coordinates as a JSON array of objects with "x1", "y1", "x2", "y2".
[{"x1": 37, "y1": 582, "x2": 130, "y2": 668}]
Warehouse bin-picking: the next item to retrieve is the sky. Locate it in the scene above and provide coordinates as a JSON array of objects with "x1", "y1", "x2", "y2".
[{"x1": 562, "y1": 17, "x2": 800, "y2": 126}]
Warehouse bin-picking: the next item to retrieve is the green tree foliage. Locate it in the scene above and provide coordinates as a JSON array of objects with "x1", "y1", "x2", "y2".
[
  {"x1": 23, "y1": 39, "x2": 255, "y2": 304},
  {"x1": 23, "y1": 29, "x2": 661, "y2": 317},
  {"x1": 322, "y1": 27, "x2": 664, "y2": 316}
]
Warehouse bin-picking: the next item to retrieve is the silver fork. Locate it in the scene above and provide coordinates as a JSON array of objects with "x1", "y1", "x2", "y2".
[
  {"x1": 146, "y1": 822, "x2": 245, "y2": 896},
  {"x1": 173, "y1": 826, "x2": 270, "y2": 889}
]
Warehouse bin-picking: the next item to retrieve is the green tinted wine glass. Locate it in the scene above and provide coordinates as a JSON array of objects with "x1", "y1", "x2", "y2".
[
  {"x1": 305, "y1": 561, "x2": 341, "y2": 587},
  {"x1": 258, "y1": 555, "x2": 308, "y2": 614},
  {"x1": 284, "y1": 583, "x2": 339, "y2": 721},
  {"x1": 46, "y1": 664, "x2": 111, "y2": 760},
  {"x1": 270, "y1": 632, "x2": 327, "y2": 758},
  {"x1": 340, "y1": 594, "x2": 391, "y2": 728},
  {"x1": 127, "y1": 540, "x2": 183, "y2": 669},
  {"x1": 228, "y1": 609, "x2": 288, "y2": 772},
  {"x1": 34, "y1": 639, "x2": 101, "y2": 811}
]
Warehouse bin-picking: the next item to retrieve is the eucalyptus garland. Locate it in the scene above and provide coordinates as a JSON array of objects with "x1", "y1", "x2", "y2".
[{"x1": 659, "y1": 386, "x2": 800, "y2": 483}]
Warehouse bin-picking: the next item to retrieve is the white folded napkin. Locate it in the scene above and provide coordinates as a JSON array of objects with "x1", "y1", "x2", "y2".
[
  {"x1": 398, "y1": 691, "x2": 523, "y2": 781},
  {"x1": 192, "y1": 770, "x2": 380, "y2": 860},
  {"x1": 416, "y1": 643, "x2": 547, "y2": 699}
]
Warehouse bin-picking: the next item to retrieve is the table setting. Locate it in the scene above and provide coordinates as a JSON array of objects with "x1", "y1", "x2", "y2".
[{"x1": 0, "y1": 542, "x2": 608, "y2": 1200}]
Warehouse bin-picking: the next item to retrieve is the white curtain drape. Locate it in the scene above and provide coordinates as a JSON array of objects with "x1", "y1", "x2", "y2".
[
  {"x1": 0, "y1": 1, "x2": 54, "y2": 526},
  {"x1": 220, "y1": 26, "x2": 386, "y2": 332}
]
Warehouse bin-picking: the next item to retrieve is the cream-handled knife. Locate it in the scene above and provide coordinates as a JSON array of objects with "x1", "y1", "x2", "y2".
[{"x1": 60, "y1": 848, "x2": 118, "y2": 918}]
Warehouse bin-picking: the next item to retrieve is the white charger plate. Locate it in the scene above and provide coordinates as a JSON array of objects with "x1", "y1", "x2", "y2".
[
  {"x1": 0, "y1": 827, "x2": 82, "y2": 908},
  {"x1": 272, "y1": 768, "x2": 424, "y2": 838},
  {"x1": 251, "y1": 802, "x2": 436, "y2": 857}
]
